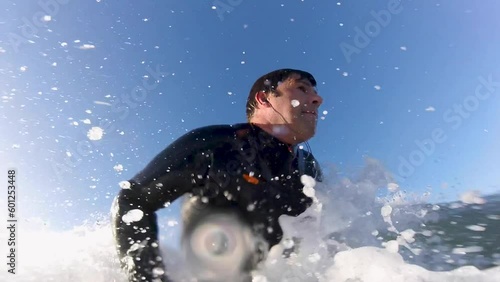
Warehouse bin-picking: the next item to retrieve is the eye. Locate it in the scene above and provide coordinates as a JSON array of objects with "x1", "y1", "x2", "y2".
[{"x1": 298, "y1": 86, "x2": 307, "y2": 92}]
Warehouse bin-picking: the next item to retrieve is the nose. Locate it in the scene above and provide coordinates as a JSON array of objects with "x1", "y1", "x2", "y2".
[{"x1": 311, "y1": 92, "x2": 323, "y2": 107}]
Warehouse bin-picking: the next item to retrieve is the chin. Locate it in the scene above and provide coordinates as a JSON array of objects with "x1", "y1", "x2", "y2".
[
  {"x1": 303, "y1": 134, "x2": 315, "y2": 141},
  {"x1": 298, "y1": 131, "x2": 315, "y2": 143}
]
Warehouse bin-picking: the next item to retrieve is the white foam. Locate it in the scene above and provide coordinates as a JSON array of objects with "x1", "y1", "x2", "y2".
[
  {"x1": 453, "y1": 246, "x2": 484, "y2": 254},
  {"x1": 381, "y1": 204, "x2": 393, "y2": 217},
  {"x1": 387, "y1": 182, "x2": 399, "y2": 192},
  {"x1": 460, "y1": 190, "x2": 486, "y2": 205},
  {"x1": 87, "y1": 126, "x2": 104, "y2": 140},
  {"x1": 400, "y1": 229, "x2": 416, "y2": 243},
  {"x1": 3, "y1": 160, "x2": 499, "y2": 282},
  {"x1": 325, "y1": 247, "x2": 500, "y2": 282},
  {"x1": 118, "y1": 180, "x2": 131, "y2": 189},
  {"x1": 79, "y1": 44, "x2": 96, "y2": 50},
  {"x1": 466, "y1": 225, "x2": 486, "y2": 232},
  {"x1": 0, "y1": 219, "x2": 126, "y2": 282},
  {"x1": 1, "y1": 211, "x2": 498, "y2": 282},
  {"x1": 113, "y1": 164, "x2": 124, "y2": 172},
  {"x1": 121, "y1": 209, "x2": 144, "y2": 224}
]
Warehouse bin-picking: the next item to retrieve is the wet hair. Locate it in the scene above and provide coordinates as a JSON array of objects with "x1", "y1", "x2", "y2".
[{"x1": 246, "y1": 68, "x2": 317, "y2": 121}]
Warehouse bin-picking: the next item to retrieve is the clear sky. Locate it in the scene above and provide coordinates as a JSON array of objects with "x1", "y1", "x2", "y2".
[{"x1": 1, "y1": 0, "x2": 499, "y2": 230}]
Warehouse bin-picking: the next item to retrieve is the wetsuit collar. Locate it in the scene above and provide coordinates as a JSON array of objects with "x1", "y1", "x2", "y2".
[{"x1": 248, "y1": 123, "x2": 297, "y2": 156}]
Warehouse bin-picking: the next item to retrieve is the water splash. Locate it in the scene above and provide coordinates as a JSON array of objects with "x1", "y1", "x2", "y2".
[{"x1": 2, "y1": 159, "x2": 500, "y2": 281}]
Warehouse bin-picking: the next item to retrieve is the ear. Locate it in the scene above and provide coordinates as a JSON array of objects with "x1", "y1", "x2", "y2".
[{"x1": 255, "y1": 91, "x2": 270, "y2": 107}]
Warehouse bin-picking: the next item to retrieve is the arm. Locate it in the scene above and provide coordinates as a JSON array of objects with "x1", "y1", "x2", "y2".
[{"x1": 111, "y1": 127, "x2": 223, "y2": 281}]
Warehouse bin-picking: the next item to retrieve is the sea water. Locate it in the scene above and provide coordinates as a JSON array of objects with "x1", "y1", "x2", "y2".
[{"x1": 2, "y1": 162, "x2": 499, "y2": 282}]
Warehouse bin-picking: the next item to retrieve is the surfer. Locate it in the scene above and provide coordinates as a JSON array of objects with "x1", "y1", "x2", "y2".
[{"x1": 111, "y1": 68, "x2": 324, "y2": 281}]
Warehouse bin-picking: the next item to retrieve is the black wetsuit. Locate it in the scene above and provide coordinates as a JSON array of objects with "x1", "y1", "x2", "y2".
[{"x1": 112, "y1": 123, "x2": 322, "y2": 281}]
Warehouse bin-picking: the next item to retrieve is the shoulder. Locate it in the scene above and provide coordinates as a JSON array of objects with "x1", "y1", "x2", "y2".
[
  {"x1": 177, "y1": 123, "x2": 251, "y2": 143},
  {"x1": 184, "y1": 123, "x2": 249, "y2": 137},
  {"x1": 130, "y1": 124, "x2": 251, "y2": 184},
  {"x1": 170, "y1": 123, "x2": 252, "y2": 151}
]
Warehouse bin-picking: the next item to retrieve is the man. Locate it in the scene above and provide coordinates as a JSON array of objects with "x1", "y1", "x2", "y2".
[{"x1": 112, "y1": 68, "x2": 324, "y2": 281}]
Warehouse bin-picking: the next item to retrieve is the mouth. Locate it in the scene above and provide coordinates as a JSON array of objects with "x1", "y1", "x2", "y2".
[{"x1": 301, "y1": 110, "x2": 318, "y2": 118}]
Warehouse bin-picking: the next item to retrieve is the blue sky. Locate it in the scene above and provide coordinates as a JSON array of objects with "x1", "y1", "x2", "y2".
[{"x1": 1, "y1": 0, "x2": 500, "y2": 230}]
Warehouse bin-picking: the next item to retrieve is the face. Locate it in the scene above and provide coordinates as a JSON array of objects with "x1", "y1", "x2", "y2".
[{"x1": 267, "y1": 74, "x2": 323, "y2": 143}]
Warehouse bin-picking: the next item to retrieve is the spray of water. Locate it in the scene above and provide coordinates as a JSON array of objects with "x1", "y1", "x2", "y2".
[{"x1": 2, "y1": 158, "x2": 499, "y2": 282}]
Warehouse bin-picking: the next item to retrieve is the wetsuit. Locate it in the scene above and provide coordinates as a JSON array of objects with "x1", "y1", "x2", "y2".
[{"x1": 111, "y1": 123, "x2": 322, "y2": 281}]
